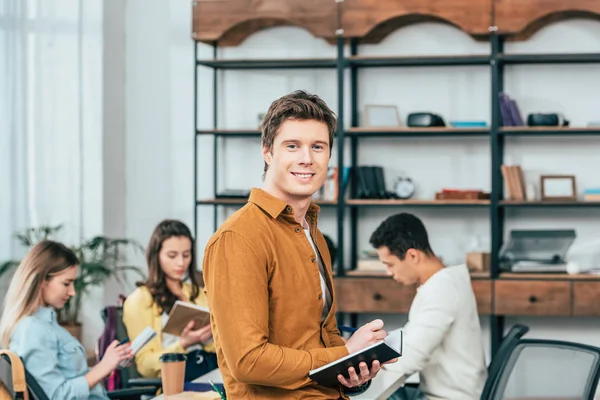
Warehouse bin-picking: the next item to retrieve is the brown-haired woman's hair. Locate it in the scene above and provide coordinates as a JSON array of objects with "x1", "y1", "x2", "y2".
[
  {"x1": 137, "y1": 219, "x2": 201, "y2": 315},
  {"x1": 0, "y1": 240, "x2": 79, "y2": 347},
  {"x1": 260, "y1": 90, "x2": 337, "y2": 175}
]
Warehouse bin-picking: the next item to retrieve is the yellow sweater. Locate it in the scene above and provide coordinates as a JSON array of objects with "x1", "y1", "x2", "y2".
[{"x1": 122, "y1": 283, "x2": 216, "y2": 378}]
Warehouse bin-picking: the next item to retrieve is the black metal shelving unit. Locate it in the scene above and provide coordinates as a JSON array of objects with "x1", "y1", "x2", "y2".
[{"x1": 194, "y1": 30, "x2": 600, "y2": 356}]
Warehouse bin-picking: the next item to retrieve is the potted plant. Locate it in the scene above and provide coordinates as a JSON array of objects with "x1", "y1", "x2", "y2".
[{"x1": 0, "y1": 224, "x2": 145, "y2": 341}]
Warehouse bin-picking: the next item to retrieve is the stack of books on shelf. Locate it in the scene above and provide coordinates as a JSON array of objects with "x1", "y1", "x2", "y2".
[
  {"x1": 499, "y1": 92, "x2": 524, "y2": 126},
  {"x1": 501, "y1": 164, "x2": 526, "y2": 200},
  {"x1": 356, "y1": 250, "x2": 386, "y2": 273},
  {"x1": 583, "y1": 189, "x2": 600, "y2": 202}
]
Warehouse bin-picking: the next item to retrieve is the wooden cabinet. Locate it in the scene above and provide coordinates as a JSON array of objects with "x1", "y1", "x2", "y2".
[
  {"x1": 494, "y1": 280, "x2": 571, "y2": 316},
  {"x1": 335, "y1": 275, "x2": 600, "y2": 317},
  {"x1": 334, "y1": 276, "x2": 493, "y2": 315}
]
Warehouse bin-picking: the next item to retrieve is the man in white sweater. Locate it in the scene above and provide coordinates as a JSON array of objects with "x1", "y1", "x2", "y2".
[{"x1": 369, "y1": 213, "x2": 488, "y2": 400}]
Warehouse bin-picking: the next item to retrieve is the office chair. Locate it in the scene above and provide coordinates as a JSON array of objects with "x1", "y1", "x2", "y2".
[
  {"x1": 0, "y1": 353, "x2": 156, "y2": 400},
  {"x1": 486, "y1": 339, "x2": 600, "y2": 400},
  {"x1": 100, "y1": 306, "x2": 162, "y2": 390},
  {"x1": 480, "y1": 323, "x2": 530, "y2": 399}
]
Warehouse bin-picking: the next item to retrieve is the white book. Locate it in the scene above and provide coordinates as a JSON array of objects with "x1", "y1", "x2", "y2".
[{"x1": 118, "y1": 326, "x2": 156, "y2": 368}]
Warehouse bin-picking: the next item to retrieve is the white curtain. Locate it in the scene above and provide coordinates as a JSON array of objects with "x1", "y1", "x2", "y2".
[
  {"x1": 0, "y1": 0, "x2": 103, "y2": 287},
  {"x1": 0, "y1": 0, "x2": 103, "y2": 256}
]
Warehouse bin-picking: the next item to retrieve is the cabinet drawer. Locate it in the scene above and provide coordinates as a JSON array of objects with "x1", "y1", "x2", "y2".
[
  {"x1": 573, "y1": 282, "x2": 600, "y2": 316},
  {"x1": 334, "y1": 278, "x2": 416, "y2": 313},
  {"x1": 472, "y1": 279, "x2": 492, "y2": 315},
  {"x1": 494, "y1": 280, "x2": 571, "y2": 316}
]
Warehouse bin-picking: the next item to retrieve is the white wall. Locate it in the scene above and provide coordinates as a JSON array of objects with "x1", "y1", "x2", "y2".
[{"x1": 120, "y1": 0, "x2": 600, "y2": 389}]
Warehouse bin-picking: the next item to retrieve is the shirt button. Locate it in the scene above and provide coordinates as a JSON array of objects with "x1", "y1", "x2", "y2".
[
  {"x1": 286, "y1": 206, "x2": 292, "y2": 212},
  {"x1": 295, "y1": 227, "x2": 301, "y2": 233}
]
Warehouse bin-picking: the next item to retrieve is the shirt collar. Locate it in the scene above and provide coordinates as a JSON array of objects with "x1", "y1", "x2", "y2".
[
  {"x1": 35, "y1": 306, "x2": 57, "y2": 323},
  {"x1": 248, "y1": 188, "x2": 321, "y2": 224}
]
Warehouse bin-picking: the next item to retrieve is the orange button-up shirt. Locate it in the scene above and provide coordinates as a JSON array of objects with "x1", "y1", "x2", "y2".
[{"x1": 202, "y1": 188, "x2": 350, "y2": 399}]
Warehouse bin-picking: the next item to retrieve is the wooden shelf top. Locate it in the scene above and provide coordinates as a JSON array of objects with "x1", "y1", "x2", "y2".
[
  {"x1": 346, "y1": 199, "x2": 490, "y2": 206},
  {"x1": 499, "y1": 126, "x2": 600, "y2": 135},
  {"x1": 337, "y1": 270, "x2": 490, "y2": 279},
  {"x1": 196, "y1": 129, "x2": 261, "y2": 136},
  {"x1": 500, "y1": 200, "x2": 600, "y2": 207},
  {"x1": 499, "y1": 273, "x2": 600, "y2": 281},
  {"x1": 346, "y1": 126, "x2": 488, "y2": 134},
  {"x1": 197, "y1": 198, "x2": 337, "y2": 206}
]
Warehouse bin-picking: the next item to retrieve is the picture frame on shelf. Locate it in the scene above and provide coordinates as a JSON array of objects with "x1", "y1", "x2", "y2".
[
  {"x1": 540, "y1": 175, "x2": 577, "y2": 201},
  {"x1": 364, "y1": 104, "x2": 400, "y2": 127}
]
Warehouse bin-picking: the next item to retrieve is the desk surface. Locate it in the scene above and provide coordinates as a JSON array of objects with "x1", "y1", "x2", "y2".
[{"x1": 151, "y1": 368, "x2": 406, "y2": 400}]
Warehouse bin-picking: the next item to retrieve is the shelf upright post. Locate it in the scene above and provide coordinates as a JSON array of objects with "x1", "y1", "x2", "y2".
[
  {"x1": 335, "y1": 25, "x2": 346, "y2": 277},
  {"x1": 194, "y1": 40, "x2": 199, "y2": 238},
  {"x1": 490, "y1": 30, "x2": 506, "y2": 356},
  {"x1": 212, "y1": 41, "x2": 219, "y2": 231},
  {"x1": 349, "y1": 38, "x2": 359, "y2": 275}
]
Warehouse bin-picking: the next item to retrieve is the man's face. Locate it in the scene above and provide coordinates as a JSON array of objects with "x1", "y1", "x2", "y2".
[
  {"x1": 262, "y1": 119, "x2": 331, "y2": 201},
  {"x1": 376, "y1": 246, "x2": 420, "y2": 286}
]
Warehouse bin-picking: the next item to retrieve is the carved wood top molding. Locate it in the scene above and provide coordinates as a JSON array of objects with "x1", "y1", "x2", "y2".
[
  {"x1": 191, "y1": 0, "x2": 338, "y2": 46},
  {"x1": 340, "y1": 0, "x2": 492, "y2": 43},
  {"x1": 495, "y1": 0, "x2": 600, "y2": 39}
]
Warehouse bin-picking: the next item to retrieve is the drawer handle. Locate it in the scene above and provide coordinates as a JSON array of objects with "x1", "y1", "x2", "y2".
[
  {"x1": 528, "y1": 295, "x2": 538, "y2": 303},
  {"x1": 373, "y1": 292, "x2": 383, "y2": 301}
]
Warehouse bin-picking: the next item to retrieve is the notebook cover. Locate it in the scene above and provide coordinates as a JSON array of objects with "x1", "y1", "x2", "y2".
[
  {"x1": 163, "y1": 301, "x2": 211, "y2": 336},
  {"x1": 309, "y1": 339, "x2": 402, "y2": 388}
]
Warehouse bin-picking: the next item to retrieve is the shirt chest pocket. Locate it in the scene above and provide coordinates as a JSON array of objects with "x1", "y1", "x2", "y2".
[{"x1": 57, "y1": 341, "x2": 86, "y2": 373}]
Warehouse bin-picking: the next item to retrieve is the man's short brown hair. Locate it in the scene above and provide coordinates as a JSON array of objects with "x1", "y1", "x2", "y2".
[{"x1": 260, "y1": 90, "x2": 337, "y2": 174}]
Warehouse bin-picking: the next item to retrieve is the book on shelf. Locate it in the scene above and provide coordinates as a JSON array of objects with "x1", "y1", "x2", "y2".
[
  {"x1": 499, "y1": 92, "x2": 524, "y2": 127},
  {"x1": 501, "y1": 164, "x2": 526, "y2": 200},
  {"x1": 163, "y1": 301, "x2": 211, "y2": 336}
]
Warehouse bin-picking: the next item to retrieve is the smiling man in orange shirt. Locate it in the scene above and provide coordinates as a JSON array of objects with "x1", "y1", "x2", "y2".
[{"x1": 202, "y1": 90, "x2": 391, "y2": 399}]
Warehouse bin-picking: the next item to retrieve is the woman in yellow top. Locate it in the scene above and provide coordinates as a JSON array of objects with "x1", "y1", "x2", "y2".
[{"x1": 123, "y1": 219, "x2": 217, "y2": 381}]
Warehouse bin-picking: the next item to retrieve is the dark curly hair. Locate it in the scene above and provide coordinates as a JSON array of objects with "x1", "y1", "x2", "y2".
[
  {"x1": 137, "y1": 219, "x2": 201, "y2": 315},
  {"x1": 369, "y1": 213, "x2": 434, "y2": 260}
]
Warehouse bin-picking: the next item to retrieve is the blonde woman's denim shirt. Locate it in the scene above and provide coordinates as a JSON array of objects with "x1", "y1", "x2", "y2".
[{"x1": 9, "y1": 306, "x2": 108, "y2": 400}]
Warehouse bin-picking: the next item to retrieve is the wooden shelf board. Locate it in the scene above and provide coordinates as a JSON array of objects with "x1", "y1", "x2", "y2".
[
  {"x1": 346, "y1": 199, "x2": 490, "y2": 206},
  {"x1": 499, "y1": 126, "x2": 600, "y2": 135},
  {"x1": 499, "y1": 273, "x2": 600, "y2": 281},
  {"x1": 337, "y1": 270, "x2": 490, "y2": 279},
  {"x1": 346, "y1": 127, "x2": 488, "y2": 133},
  {"x1": 501, "y1": 200, "x2": 600, "y2": 207},
  {"x1": 196, "y1": 129, "x2": 260, "y2": 136},
  {"x1": 197, "y1": 198, "x2": 338, "y2": 206}
]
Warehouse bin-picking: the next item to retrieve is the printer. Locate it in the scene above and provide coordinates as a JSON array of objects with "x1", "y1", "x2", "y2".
[{"x1": 499, "y1": 229, "x2": 576, "y2": 273}]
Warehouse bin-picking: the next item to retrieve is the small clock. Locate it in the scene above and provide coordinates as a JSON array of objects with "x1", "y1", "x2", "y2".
[{"x1": 394, "y1": 177, "x2": 415, "y2": 199}]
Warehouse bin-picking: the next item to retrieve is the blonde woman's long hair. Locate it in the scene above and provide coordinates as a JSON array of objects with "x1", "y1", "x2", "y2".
[{"x1": 0, "y1": 240, "x2": 79, "y2": 348}]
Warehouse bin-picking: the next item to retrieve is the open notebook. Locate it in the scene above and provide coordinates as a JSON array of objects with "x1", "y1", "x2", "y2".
[
  {"x1": 163, "y1": 301, "x2": 211, "y2": 336},
  {"x1": 309, "y1": 332, "x2": 402, "y2": 387}
]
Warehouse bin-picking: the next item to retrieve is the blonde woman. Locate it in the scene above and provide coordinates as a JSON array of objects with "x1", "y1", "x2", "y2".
[{"x1": 0, "y1": 240, "x2": 133, "y2": 400}]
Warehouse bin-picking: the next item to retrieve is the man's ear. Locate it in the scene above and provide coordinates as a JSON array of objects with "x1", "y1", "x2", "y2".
[
  {"x1": 405, "y1": 248, "x2": 419, "y2": 264},
  {"x1": 262, "y1": 146, "x2": 271, "y2": 165}
]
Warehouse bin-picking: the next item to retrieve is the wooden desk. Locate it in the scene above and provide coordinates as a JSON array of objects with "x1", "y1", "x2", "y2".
[{"x1": 151, "y1": 368, "x2": 406, "y2": 400}]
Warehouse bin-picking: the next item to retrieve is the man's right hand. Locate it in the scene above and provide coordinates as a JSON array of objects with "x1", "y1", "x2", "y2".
[{"x1": 344, "y1": 319, "x2": 387, "y2": 354}]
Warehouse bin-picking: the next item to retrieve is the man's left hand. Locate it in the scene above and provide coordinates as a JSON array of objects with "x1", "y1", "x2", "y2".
[{"x1": 337, "y1": 360, "x2": 380, "y2": 388}]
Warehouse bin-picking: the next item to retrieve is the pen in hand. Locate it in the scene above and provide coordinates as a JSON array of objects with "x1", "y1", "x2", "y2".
[{"x1": 338, "y1": 325, "x2": 358, "y2": 334}]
